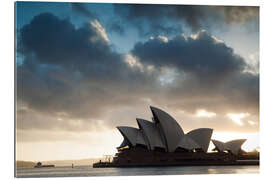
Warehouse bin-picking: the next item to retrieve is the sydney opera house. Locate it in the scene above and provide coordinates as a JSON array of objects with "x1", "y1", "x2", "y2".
[{"x1": 93, "y1": 106, "x2": 259, "y2": 167}]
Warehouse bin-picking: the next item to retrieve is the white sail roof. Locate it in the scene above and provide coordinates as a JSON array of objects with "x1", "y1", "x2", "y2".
[
  {"x1": 116, "y1": 106, "x2": 247, "y2": 155},
  {"x1": 225, "y1": 139, "x2": 246, "y2": 155},
  {"x1": 177, "y1": 135, "x2": 201, "y2": 150},
  {"x1": 187, "y1": 128, "x2": 213, "y2": 152},
  {"x1": 118, "y1": 138, "x2": 130, "y2": 148},
  {"x1": 150, "y1": 106, "x2": 185, "y2": 152},
  {"x1": 136, "y1": 118, "x2": 166, "y2": 150},
  {"x1": 212, "y1": 139, "x2": 246, "y2": 155},
  {"x1": 136, "y1": 129, "x2": 147, "y2": 146},
  {"x1": 117, "y1": 126, "x2": 147, "y2": 147},
  {"x1": 212, "y1": 139, "x2": 225, "y2": 152}
]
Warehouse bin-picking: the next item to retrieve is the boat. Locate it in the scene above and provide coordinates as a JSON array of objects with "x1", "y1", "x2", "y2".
[{"x1": 34, "y1": 162, "x2": 55, "y2": 168}]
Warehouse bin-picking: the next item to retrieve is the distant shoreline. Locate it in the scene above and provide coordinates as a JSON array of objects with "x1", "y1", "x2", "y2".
[
  {"x1": 16, "y1": 161, "x2": 36, "y2": 168},
  {"x1": 16, "y1": 158, "x2": 103, "y2": 168}
]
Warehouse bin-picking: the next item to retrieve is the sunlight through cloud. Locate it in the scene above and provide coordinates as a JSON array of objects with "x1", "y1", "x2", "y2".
[
  {"x1": 124, "y1": 54, "x2": 144, "y2": 72},
  {"x1": 248, "y1": 120, "x2": 256, "y2": 126},
  {"x1": 158, "y1": 68, "x2": 179, "y2": 86},
  {"x1": 227, "y1": 113, "x2": 250, "y2": 126},
  {"x1": 196, "y1": 109, "x2": 216, "y2": 118},
  {"x1": 90, "y1": 20, "x2": 110, "y2": 44}
]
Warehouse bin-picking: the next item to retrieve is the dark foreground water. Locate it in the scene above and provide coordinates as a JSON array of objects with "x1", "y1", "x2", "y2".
[{"x1": 16, "y1": 165, "x2": 259, "y2": 178}]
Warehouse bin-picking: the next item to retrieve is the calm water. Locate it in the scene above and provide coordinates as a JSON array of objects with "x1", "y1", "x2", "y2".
[{"x1": 16, "y1": 165, "x2": 259, "y2": 178}]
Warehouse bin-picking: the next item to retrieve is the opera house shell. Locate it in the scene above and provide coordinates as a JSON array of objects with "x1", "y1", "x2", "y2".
[
  {"x1": 212, "y1": 139, "x2": 247, "y2": 155},
  {"x1": 93, "y1": 106, "x2": 258, "y2": 167},
  {"x1": 117, "y1": 106, "x2": 243, "y2": 155}
]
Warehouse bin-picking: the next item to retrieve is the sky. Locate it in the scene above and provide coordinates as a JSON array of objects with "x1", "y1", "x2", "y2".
[{"x1": 15, "y1": 1, "x2": 259, "y2": 161}]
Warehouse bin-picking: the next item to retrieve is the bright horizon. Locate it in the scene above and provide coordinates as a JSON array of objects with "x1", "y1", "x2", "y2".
[{"x1": 16, "y1": 130, "x2": 259, "y2": 162}]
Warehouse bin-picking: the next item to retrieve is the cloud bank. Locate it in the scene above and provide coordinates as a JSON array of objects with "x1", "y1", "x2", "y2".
[
  {"x1": 112, "y1": 4, "x2": 259, "y2": 35},
  {"x1": 17, "y1": 10, "x2": 259, "y2": 142}
]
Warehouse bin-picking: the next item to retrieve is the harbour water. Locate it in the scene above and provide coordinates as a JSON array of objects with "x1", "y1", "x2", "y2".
[{"x1": 16, "y1": 165, "x2": 259, "y2": 178}]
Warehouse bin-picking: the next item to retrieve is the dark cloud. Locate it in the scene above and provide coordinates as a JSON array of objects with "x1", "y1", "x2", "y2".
[
  {"x1": 17, "y1": 12, "x2": 259, "y2": 136},
  {"x1": 70, "y1": 3, "x2": 96, "y2": 19},
  {"x1": 113, "y1": 4, "x2": 259, "y2": 34},
  {"x1": 113, "y1": 4, "x2": 181, "y2": 36},
  {"x1": 130, "y1": 31, "x2": 259, "y2": 116},
  {"x1": 167, "y1": 5, "x2": 213, "y2": 32},
  {"x1": 218, "y1": 6, "x2": 259, "y2": 24},
  {"x1": 19, "y1": 13, "x2": 110, "y2": 67},
  {"x1": 17, "y1": 13, "x2": 157, "y2": 131},
  {"x1": 163, "y1": 71, "x2": 259, "y2": 116},
  {"x1": 132, "y1": 30, "x2": 246, "y2": 82},
  {"x1": 18, "y1": 12, "x2": 131, "y2": 83}
]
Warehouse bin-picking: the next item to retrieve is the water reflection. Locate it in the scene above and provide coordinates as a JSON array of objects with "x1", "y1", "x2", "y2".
[{"x1": 16, "y1": 165, "x2": 259, "y2": 177}]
